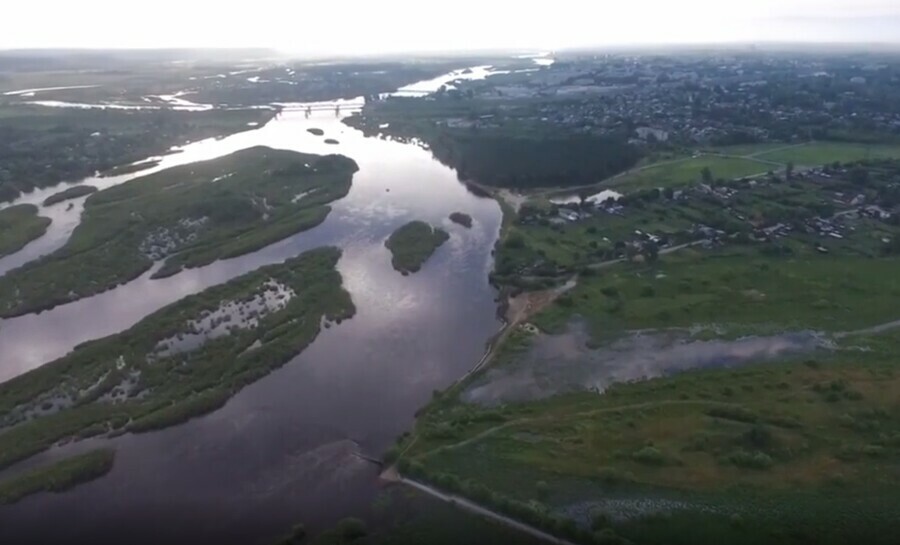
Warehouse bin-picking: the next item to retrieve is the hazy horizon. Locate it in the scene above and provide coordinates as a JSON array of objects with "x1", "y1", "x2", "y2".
[{"x1": 4, "y1": 0, "x2": 900, "y2": 56}]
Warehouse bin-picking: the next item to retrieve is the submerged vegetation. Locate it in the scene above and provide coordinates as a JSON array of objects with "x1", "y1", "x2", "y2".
[
  {"x1": 0, "y1": 449, "x2": 115, "y2": 505},
  {"x1": 42, "y1": 185, "x2": 98, "y2": 206},
  {"x1": 0, "y1": 146, "x2": 357, "y2": 317},
  {"x1": 0, "y1": 204, "x2": 51, "y2": 258},
  {"x1": 385, "y1": 221, "x2": 449, "y2": 274},
  {"x1": 0, "y1": 247, "x2": 354, "y2": 471}
]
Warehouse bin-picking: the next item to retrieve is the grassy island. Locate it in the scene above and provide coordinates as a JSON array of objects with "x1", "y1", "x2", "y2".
[
  {"x1": 385, "y1": 221, "x2": 449, "y2": 274},
  {"x1": 0, "y1": 449, "x2": 115, "y2": 505},
  {"x1": 42, "y1": 185, "x2": 98, "y2": 206},
  {"x1": 0, "y1": 247, "x2": 353, "y2": 471},
  {"x1": 0, "y1": 204, "x2": 51, "y2": 258},
  {"x1": 449, "y1": 212, "x2": 473, "y2": 228},
  {"x1": 0, "y1": 146, "x2": 358, "y2": 318}
]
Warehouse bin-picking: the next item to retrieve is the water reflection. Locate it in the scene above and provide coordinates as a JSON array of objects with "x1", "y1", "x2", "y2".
[{"x1": 0, "y1": 69, "x2": 504, "y2": 545}]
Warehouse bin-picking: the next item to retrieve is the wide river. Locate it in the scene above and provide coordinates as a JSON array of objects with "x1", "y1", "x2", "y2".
[{"x1": 0, "y1": 68, "x2": 508, "y2": 544}]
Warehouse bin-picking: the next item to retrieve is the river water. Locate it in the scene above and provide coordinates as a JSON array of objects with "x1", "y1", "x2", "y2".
[{"x1": 0, "y1": 68, "x2": 508, "y2": 544}]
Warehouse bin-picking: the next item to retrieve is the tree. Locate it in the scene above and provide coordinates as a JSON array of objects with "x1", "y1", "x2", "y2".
[
  {"x1": 786, "y1": 161, "x2": 794, "y2": 180},
  {"x1": 701, "y1": 166, "x2": 713, "y2": 184}
]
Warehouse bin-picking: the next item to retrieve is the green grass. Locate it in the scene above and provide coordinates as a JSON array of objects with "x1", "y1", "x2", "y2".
[
  {"x1": 609, "y1": 155, "x2": 771, "y2": 191},
  {"x1": 0, "y1": 247, "x2": 354, "y2": 471},
  {"x1": 404, "y1": 332, "x2": 900, "y2": 545},
  {"x1": 0, "y1": 449, "x2": 115, "y2": 505},
  {"x1": 0, "y1": 146, "x2": 357, "y2": 317},
  {"x1": 708, "y1": 144, "x2": 795, "y2": 157},
  {"x1": 385, "y1": 221, "x2": 449, "y2": 274},
  {"x1": 0, "y1": 204, "x2": 51, "y2": 258},
  {"x1": 535, "y1": 250, "x2": 900, "y2": 338},
  {"x1": 42, "y1": 185, "x2": 98, "y2": 206},
  {"x1": 756, "y1": 142, "x2": 900, "y2": 166}
]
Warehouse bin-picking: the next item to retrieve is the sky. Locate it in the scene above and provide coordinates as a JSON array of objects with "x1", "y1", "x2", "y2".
[{"x1": 3, "y1": 0, "x2": 900, "y2": 55}]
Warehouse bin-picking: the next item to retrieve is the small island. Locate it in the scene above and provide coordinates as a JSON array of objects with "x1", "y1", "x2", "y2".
[
  {"x1": 0, "y1": 204, "x2": 51, "y2": 258},
  {"x1": 42, "y1": 185, "x2": 98, "y2": 207},
  {"x1": 307, "y1": 128, "x2": 325, "y2": 136},
  {"x1": 385, "y1": 221, "x2": 449, "y2": 275},
  {"x1": 449, "y1": 211, "x2": 473, "y2": 228},
  {"x1": 324, "y1": 138, "x2": 339, "y2": 145},
  {"x1": 0, "y1": 449, "x2": 115, "y2": 505}
]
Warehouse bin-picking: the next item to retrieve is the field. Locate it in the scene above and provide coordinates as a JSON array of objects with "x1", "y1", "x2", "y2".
[
  {"x1": 405, "y1": 331, "x2": 900, "y2": 545},
  {"x1": 0, "y1": 204, "x2": 51, "y2": 258},
  {"x1": 608, "y1": 155, "x2": 771, "y2": 191},
  {"x1": 0, "y1": 247, "x2": 354, "y2": 471},
  {"x1": 534, "y1": 250, "x2": 900, "y2": 339},
  {"x1": 0, "y1": 146, "x2": 357, "y2": 317},
  {"x1": 756, "y1": 142, "x2": 900, "y2": 166},
  {"x1": 0, "y1": 449, "x2": 115, "y2": 505},
  {"x1": 385, "y1": 221, "x2": 450, "y2": 274}
]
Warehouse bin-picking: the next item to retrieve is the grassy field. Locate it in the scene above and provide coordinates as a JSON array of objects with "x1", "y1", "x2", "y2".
[
  {"x1": 385, "y1": 221, "x2": 449, "y2": 274},
  {"x1": 534, "y1": 250, "x2": 900, "y2": 339},
  {"x1": 0, "y1": 147, "x2": 357, "y2": 317},
  {"x1": 0, "y1": 204, "x2": 51, "y2": 258},
  {"x1": 756, "y1": 142, "x2": 900, "y2": 166},
  {"x1": 0, "y1": 449, "x2": 114, "y2": 505},
  {"x1": 42, "y1": 185, "x2": 98, "y2": 206},
  {"x1": 0, "y1": 247, "x2": 354, "y2": 471},
  {"x1": 401, "y1": 329, "x2": 900, "y2": 545},
  {"x1": 608, "y1": 156, "x2": 771, "y2": 191}
]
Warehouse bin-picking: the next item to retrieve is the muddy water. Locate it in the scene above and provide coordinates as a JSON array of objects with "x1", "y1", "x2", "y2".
[
  {"x1": 0, "y1": 78, "x2": 503, "y2": 543},
  {"x1": 463, "y1": 320, "x2": 830, "y2": 406}
]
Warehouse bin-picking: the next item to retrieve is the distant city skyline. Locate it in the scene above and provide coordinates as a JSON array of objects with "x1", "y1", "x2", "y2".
[{"x1": 4, "y1": 0, "x2": 900, "y2": 55}]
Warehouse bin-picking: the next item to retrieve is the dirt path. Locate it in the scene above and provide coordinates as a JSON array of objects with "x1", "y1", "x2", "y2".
[
  {"x1": 418, "y1": 399, "x2": 726, "y2": 460},
  {"x1": 397, "y1": 477, "x2": 579, "y2": 545}
]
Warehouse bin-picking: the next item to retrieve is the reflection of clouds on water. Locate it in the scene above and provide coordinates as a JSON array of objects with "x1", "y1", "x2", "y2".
[{"x1": 464, "y1": 320, "x2": 830, "y2": 406}]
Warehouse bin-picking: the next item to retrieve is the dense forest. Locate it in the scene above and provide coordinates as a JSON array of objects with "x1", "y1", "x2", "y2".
[{"x1": 429, "y1": 132, "x2": 643, "y2": 189}]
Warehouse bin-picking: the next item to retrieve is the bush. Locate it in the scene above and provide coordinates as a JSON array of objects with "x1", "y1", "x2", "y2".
[
  {"x1": 336, "y1": 518, "x2": 367, "y2": 540},
  {"x1": 591, "y1": 511, "x2": 612, "y2": 531},
  {"x1": 632, "y1": 446, "x2": 667, "y2": 466},
  {"x1": 640, "y1": 285, "x2": 656, "y2": 298},
  {"x1": 726, "y1": 449, "x2": 773, "y2": 469},
  {"x1": 742, "y1": 425, "x2": 774, "y2": 450},
  {"x1": 535, "y1": 480, "x2": 550, "y2": 500}
]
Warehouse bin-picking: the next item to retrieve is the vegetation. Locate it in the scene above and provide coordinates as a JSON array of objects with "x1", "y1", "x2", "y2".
[
  {"x1": 0, "y1": 204, "x2": 51, "y2": 257},
  {"x1": 756, "y1": 142, "x2": 900, "y2": 166},
  {"x1": 42, "y1": 185, "x2": 98, "y2": 206},
  {"x1": 385, "y1": 221, "x2": 449, "y2": 274},
  {"x1": 449, "y1": 212, "x2": 473, "y2": 228},
  {"x1": 0, "y1": 247, "x2": 353, "y2": 471},
  {"x1": 0, "y1": 449, "x2": 115, "y2": 505},
  {"x1": 609, "y1": 155, "x2": 770, "y2": 191},
  {"x1": 0, "y1": 146, "x2": 357, "y2": 317},
  {"x1": 345, "y1": 98, "x2": 643, "y2": 189},
  {"x1": 0, "y1": 105, "x2": 276, "y2": 202}
]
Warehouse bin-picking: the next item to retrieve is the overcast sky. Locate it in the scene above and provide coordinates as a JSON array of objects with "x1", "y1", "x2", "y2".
[{"x1": 4, "y1": 0, "x2": 900, "y2": 54}]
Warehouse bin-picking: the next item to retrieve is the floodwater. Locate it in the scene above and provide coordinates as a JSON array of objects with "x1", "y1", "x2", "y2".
[
  {"x1": 0, "y1": 69, "x2": 505, "y2": 544},
  {"x1": 463, "y1": 319, "x2": 831, "y2": 406}
]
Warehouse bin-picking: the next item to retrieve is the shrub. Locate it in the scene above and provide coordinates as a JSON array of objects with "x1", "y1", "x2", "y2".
[
  {"x1": 640, "y1": 285, "x2": 656, "y2": 298},
  {"x1": 336, "y1": 518, "x2": 367, "y2": 540},
  {"x1": 632, "y1": 446, "x2": 667, "y2": 466},
  {"x1": 726, "y1": 449, "x2": 773, "y2": 469}
]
